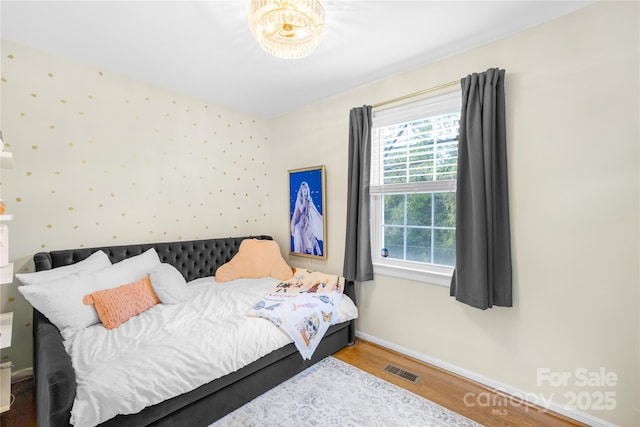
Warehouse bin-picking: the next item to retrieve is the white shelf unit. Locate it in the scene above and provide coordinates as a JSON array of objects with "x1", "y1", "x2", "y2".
[
  {"x1": 0, "y1": 313, "x2": 13, "y2": 350},
  {"x1": 0, "y1": 264, "x2": 13, "y2": 286},
  {"x1": 0, "y1": 313, "x2": 12, "y2": 413},
  {"x1": 1, "y1": 214, "x2": 12, "y2": 281},
  {"x1": 0, "y1": 361, "x2": 10, "y2": 413},
  {"x1": 0, "y1": 132, "x2": 14, "y2": 413},
  {"x1": 0, "y1": 152, "x2": 13, "y2": 169}
]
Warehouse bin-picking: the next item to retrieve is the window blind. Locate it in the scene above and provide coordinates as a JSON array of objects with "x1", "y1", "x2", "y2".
[{"x1": 371, "y1": 90, "x2": 461, "y2": 194}]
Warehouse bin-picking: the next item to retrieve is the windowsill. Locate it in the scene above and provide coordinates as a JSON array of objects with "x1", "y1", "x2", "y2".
[{"x1": 373, "y1": 262, "x2": 452, "y2": 287}]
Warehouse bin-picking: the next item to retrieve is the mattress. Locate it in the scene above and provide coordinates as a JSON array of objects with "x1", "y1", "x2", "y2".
[{"x1": 64, "y1": 276, "x2": 358, "y2": 427}]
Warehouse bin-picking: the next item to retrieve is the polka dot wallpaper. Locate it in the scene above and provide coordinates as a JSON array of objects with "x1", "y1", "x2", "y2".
[{"x1": 0, "y1": 40, "x2": 273, "y2": 369}]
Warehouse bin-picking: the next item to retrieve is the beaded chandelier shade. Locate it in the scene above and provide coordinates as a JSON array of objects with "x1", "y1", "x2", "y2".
[{"x1": 249, "y1": 0, "x2": 325, "y2": 59}]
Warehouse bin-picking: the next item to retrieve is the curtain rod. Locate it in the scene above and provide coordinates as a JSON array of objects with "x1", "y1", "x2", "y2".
[{"x1": 372, "y1": 80, "x2": 459, "y2": 109}]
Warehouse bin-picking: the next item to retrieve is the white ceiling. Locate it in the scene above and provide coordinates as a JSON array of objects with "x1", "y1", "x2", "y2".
[{"x1": 1, "y1": 0, "x2": 595, "y2": 117}]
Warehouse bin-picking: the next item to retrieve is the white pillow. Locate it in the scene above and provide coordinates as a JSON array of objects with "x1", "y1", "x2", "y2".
[
  {"x1": 149, "y1": 263, "x2": 189, "y2": 304},
  {"x1": 15, "y1": 250, "x2": 111, "y2": 286},
  {"x1": 19, "y1": 248, "x2": 161, "y2": 340},
  {"x1": 90, "y1": 248, "x2": 161, "y2": 291}
]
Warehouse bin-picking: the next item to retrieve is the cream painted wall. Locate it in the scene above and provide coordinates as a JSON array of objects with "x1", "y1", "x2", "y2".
[
  {"x1": 270, "y1": 2, "x2": 638, "y2": 425},
  {"x1": 0, "y1": 40, "x2": 273, "y2": 371}
]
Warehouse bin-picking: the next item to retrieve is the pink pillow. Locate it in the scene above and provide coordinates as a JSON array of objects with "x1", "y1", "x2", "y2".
[{"x1": 83, "y1": 276, "x2": 160, "y2": 330}]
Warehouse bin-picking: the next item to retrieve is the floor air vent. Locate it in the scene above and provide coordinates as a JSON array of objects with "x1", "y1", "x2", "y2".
[{"x1": 383, "y1": 364, "x2": 420, "y2": 384}]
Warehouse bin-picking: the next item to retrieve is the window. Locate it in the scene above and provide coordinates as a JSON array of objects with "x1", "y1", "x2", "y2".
[{"x1": 370, "y1": 90, "x2": 461, "y2": 286}]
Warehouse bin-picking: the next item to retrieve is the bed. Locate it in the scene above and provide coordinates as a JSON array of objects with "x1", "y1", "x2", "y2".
[{"x1": 27, "y1": 235, "x2": 357, "y2": 427}]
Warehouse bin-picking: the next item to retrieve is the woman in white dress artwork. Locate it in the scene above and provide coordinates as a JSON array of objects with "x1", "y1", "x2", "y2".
[{"x1": 290, "y1": 181, "x2": 323, "y2": 256}]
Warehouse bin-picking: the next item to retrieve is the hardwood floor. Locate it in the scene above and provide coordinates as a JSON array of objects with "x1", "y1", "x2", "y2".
[
  {"x1": 1, "y1": 339, "x2": 587, "y2": 427},
  {"x1": 334, "y1": 339, "x2": 588, "y2": 427},
  {"x1": 1, "y1": 376, "x2": 36, "y2": 427}
]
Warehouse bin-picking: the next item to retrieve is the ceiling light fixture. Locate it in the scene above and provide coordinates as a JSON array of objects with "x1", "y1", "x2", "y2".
[{"x1": 248, "y1": 0, "x2": 325, "y2": 60}]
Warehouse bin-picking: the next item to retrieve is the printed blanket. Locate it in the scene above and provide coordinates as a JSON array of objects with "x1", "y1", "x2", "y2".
[{"x1": 249, "y1": 269, "x2": 345, "y2": 360}]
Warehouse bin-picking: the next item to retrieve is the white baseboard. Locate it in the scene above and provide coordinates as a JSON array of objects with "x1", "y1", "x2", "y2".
[{"x1": 355, "y1": 331, "x2": 618, "y2": 427}]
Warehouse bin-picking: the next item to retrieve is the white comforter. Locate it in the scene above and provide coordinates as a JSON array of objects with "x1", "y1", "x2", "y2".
[{"x1": 64, "y1": 276, "x2": 358, "y2": 427}]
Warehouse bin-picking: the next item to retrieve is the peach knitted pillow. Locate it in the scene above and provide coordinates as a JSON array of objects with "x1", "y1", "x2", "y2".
[{"x1": 83, "y1": 275, "x2": 160, "y2": 330}]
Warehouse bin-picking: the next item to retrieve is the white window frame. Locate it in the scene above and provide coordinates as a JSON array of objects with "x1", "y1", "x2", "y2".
[{"x1": 370, "y1": 90, "x2": 461, "y2": 287}]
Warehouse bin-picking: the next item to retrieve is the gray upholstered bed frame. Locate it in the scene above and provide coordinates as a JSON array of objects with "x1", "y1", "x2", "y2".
[{"x1": 32, "y1": 235, "x2": 356, "y2": 426}]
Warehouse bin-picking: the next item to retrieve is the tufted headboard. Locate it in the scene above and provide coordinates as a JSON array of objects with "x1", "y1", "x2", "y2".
[{"x1": 34, "y1": 235, "x2": 273, "y2": 281}]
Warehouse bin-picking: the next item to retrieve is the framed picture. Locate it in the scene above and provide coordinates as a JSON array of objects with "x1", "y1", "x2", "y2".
[{"x1": 288, "y1": 165, "x2": 327, "y2": 260}]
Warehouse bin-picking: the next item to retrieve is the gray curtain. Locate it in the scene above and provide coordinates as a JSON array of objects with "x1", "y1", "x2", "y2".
[
  {"x1": 450, "y1": 68, "x2": 512, "y2": 310},
  {"x1": 343, "y1": 106, "x2": 374, "y2": 282}
]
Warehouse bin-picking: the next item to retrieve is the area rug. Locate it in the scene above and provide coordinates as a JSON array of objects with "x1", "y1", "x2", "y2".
[{"x1": 210, "y1": 356, "x2": 482, "y2": 427}]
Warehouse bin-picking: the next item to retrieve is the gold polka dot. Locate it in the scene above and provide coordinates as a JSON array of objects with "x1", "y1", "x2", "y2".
[
  {"x1": 68, "y1": 207, "x2": 74, "y2": 211},
  {"x1": 26, "y1": 171, "x2": 32, "y2": 176},
  {"x1": 53, "y1": 171, "x2": 60, "y2": 175},
  {"x1": 20, "y1": 112, "x2": 25, "y2": 117},
  {"x1": 60, "y1": 99, "x2": 67, "y2": 104},
  {"x1": 15, "y1": 197, "x2": 21, "y2": 203},
  {"x1": 48, "y1": 73, "x2": 54, "y2": 78},
  {"x1": 25, "y1": 323, "x2": 31, "y2": 327},
  {"x1": 1, "y1": 77, "x2": 7, "y2": 83},
  {"x1": 32, "y1": 145, "x2": 38, "y2": 150},
  {"x1": 98, "y1": 71, "x2": 103, "y2": 76},
  {"x1": 8, "y1": 297, "x2": 15, "y2": 302},
  {"x1": 7, "y1": 55, "x2": 14, "y2": 59},
  {"x1": 47, "y1": 224, "x2": 53, "y2": 228},
  {"x1": 88, "y1": 95, "x2": 93, "y2": 100}
]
